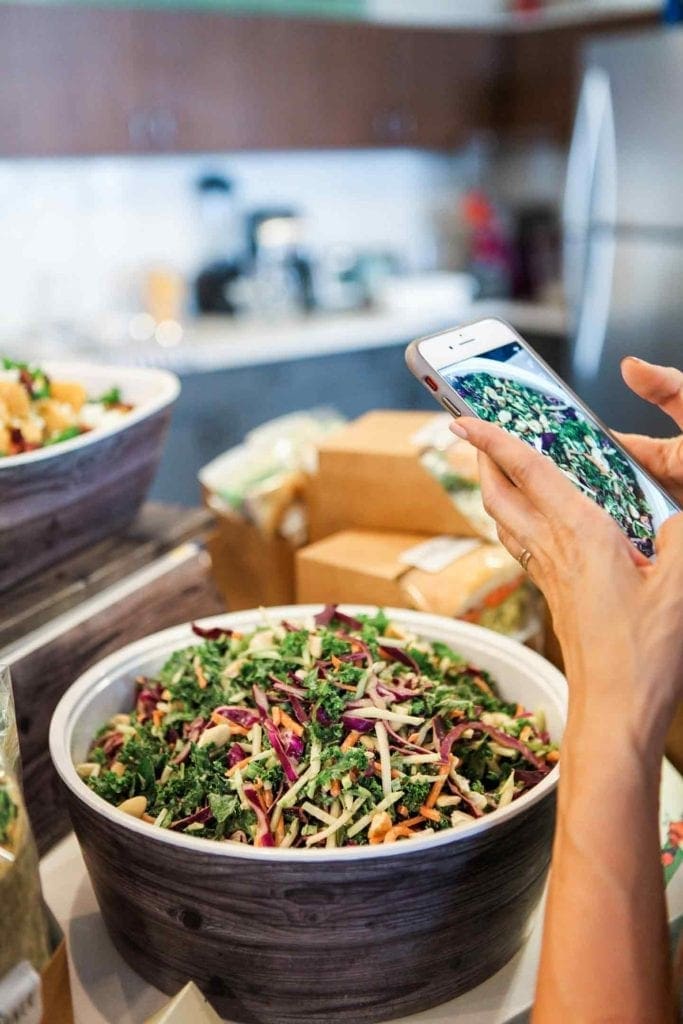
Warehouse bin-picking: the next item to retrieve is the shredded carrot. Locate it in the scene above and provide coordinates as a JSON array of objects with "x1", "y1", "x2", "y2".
[
  {"x1": 226, "y1": 757, "x2": 250, "y2": 777},
  {"x1": 152, "y1": 708, "x2": 164, "y2": 729},
  {"x1": 383, "y1": 824, "x2": 419, "y2": 843},
  {"x1": 390, "y1": 768, "x2": 401, "y2": 779},
  {"x1": 472, "y1": 675, "x2": 494, "y2": 698},
  {"x1": 275, "y1": 816, "x2": 285, "y2": 845},
  {"x1": 193, "y1": 656, "x2": 208, "y2": 690},
  {"x1": 141, "y1": 813, "x2": 156, "y2": 824},
  {"x1": 407, "y1": 732, "x2": 420, "y2": 744},
  {"x1": 331, "y1": 655, "x2": 343, "y2": 670},
  {"x1": 279, "y1": 709, "x2": 304, "y2": 737},
  {"x1": 330, "y1": 779, "x2": 341, "y2": 798},
  {"x1": 263, "y1": 787, "x2": 273, "y2": 809},
  {"x1": 515, "y1": 703, "x2": 525, "y2": 717},
  {"x1": 398, "y1": 804, "x2": 409, "y2": 818},
  {"x1": 341, "y1": 730, "x2": 361, "y2": 752},
  {"x1": 419, "y1": 805, "x2": 442, "y2": 823},
  {"x1": 211, "y1": 711, "x2": 231, "y2": 726},
  {"x1": 425, "y1": 774, "x2": 447, "y2": 809},
  {"x1": 401, "y1": 815, "x2": 426, "y2": 828},
  {"x1": 229, "y1": 723, "x2": 250, "y2": 736},
  {"x1": 546, "y1": 750, "x2": 560, "y2": 764},
  {"x1": 450, "y1": 708, "x2": 465, "y2": 719},
  {"x1": 272, "y1": 706, "x2": 282, "y2": 727},
  {"x1": 336, "y1": 683, "x2": 357, "y2": 692}
]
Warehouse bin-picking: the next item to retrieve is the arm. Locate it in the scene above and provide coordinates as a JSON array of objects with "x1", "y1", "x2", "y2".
[{"x1": 450, "y1": 409, "x2": 683, "y2": 1023}]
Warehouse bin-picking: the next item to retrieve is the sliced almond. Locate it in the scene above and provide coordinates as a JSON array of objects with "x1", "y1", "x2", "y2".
[
  {"x1": 197, "y1": 723, "x2": 230, "y2": 750},
  {"x1": 118, "y1": 796, "x2": 147, "y2": 818}
]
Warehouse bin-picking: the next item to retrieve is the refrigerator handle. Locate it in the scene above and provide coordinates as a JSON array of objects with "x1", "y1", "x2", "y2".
[{"x1": 562, "y1": 67, "x2": 613, "y2": 317}]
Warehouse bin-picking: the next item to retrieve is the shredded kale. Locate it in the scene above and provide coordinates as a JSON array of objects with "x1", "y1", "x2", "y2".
[
  {"x1": 0, "y1": 786, "x2": 18, "y2": 845},
  {"x1": 401, "y1": 779, "x2": 431, "y2": 814}
]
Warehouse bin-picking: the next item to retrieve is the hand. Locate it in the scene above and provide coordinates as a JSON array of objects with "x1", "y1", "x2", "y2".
[
  {"x1": 615, "y1": 357, "x2": 683, "y2": 506},
  {"x1": 450, "y1": 416, "x2": 683, "y2": 757}
]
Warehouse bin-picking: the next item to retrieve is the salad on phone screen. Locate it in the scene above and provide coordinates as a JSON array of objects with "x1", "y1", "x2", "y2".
[{"x1": 441, "y1": 342, "x2": 669, "y2": 558}]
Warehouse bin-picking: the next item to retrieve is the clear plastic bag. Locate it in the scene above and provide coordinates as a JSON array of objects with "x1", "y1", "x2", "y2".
[{"x1": 0, "y1": 665, "x2": 51, "y2": 979}]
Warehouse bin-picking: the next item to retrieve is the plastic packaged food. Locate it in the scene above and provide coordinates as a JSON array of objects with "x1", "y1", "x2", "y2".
[
  {"x1": 200, "y1": 408, "x2": 345, "y2": 543},
  {"x1": 0, "y1": 666, "x2": 51, "y2": 980}
]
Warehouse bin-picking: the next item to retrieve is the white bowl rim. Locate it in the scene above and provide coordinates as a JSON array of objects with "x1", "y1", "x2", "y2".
[
  {"x1": 0, "y1": 361, "x2": 180, "y2": 469},
  {"x1": 49, "y1": 604, "x2": 567, "y2": 863}
]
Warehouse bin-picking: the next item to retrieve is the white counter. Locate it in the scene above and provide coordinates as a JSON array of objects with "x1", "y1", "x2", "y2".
[{"x1": 13, "y1": 300, "x2": 567, "y2": 376}]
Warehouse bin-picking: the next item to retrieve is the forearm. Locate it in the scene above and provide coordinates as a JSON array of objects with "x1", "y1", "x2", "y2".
[{"x1": 533, "y1": 718, "x2": 674, "y2": 1023}]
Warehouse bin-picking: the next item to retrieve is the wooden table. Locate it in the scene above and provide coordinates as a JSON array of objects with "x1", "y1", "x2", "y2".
[{"x1": 1, "y1": 503, "x2": 225, "y2": 854}]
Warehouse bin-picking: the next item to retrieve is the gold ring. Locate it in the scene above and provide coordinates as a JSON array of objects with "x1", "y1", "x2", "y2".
[{"x1": 519, "y1": 549, "x2": 532, "y2": 572}]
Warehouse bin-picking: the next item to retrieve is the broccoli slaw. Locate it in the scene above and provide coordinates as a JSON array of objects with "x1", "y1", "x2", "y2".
[{"x1": 79, "y1": 607, "x2": 557, "y2": 849}]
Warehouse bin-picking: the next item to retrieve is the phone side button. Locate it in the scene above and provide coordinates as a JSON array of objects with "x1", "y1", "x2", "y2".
[{"x1": 441, "y1": 397, "x2": 461, "y2": 418}]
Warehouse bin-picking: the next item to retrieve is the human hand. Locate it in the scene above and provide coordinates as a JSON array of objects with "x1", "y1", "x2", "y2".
[
  {"x1": 450, "y1": 416, "x2": 683, "y2": 759},
  {"x1": 614, "y1": 357, "x2": 683, "y2": 506}
]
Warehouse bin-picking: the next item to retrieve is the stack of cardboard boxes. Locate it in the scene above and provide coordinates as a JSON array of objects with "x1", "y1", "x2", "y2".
[
  {"x1": 298, "y1": 411, "x2": 543, "y2": 647},
  {"x1": 202, "y1": 408, "x2": 544, "y2": 649}
]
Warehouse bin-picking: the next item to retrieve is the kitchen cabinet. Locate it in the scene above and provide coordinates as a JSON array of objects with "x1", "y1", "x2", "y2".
[
  {"x1": 0, "y1": 6, "x2": 142, "y2": 156},
  {"x1": 493, "y1": 13, "x2": 657, "y2": 143},
  {"x1": 407, "y1": 29, "x2": 500, "y2": 148},
  {"x1": 0, "y1": 5, "x2": 657, "y2": 156},
  {"x1": 0, "y1": 5, "x2": 496, "y2": 156}
]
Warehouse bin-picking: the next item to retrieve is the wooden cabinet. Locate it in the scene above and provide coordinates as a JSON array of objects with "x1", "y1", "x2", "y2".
[
  {"x1": 0, "y1": 6, "x2": 659, "y2": 156},
  {"x1": 407, "y1": 29, "x2": 501, "y2": 148},
  {"x1": 0, "y1": 5, "x2": 496, "y2": 156},
  {"x1": 0, "y1": 6, "x2": 141, "y2": 156}
]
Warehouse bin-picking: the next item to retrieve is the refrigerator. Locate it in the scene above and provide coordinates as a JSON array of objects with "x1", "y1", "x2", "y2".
[{"x1": 563, "y1": 26, "x2": 683, "y2": 437}]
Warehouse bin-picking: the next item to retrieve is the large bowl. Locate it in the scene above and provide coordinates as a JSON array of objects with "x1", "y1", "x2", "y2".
[
  {"x1": 0, "y1": 361, "x2": 180, "y2": 590},
  {"x1": 50, "y1": 605, "x2": 567, "y2": 1024}
]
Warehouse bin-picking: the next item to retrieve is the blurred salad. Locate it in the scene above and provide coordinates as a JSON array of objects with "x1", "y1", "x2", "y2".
[
  {"x1": 450, "y1": 371, "x2": 656, "y2": 557},
  {"x1": 0, "y1": 356, "x2": 131, "y2": 457},
  {"x1": 80, "y1": 607, "x2": 557, "y2": 849}
]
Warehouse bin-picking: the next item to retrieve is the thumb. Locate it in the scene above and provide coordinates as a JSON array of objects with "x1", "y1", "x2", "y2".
[{"x1": 621, "y1": 357, "x2": 683, "y2": 430}]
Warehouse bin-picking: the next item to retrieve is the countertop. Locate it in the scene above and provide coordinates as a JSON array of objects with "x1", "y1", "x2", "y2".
[{"x1": 8, "y1": 300, "x2": 567, "y2": 376}]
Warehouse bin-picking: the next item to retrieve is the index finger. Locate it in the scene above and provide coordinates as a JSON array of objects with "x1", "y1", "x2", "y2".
[{"x1": 451, "y1": 416, "x2": 593, "y2": 519}]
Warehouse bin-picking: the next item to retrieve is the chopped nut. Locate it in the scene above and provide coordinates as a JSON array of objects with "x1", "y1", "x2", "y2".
[
  {"x1": 197, "y1": 723, "x2": 230, "y2": 750},
  {"x1": 368, "y1": 811, "x2": 392, "y2": 844},
  {"x1": 118, "y1": 796, "x2": 147, "y2": 818}
]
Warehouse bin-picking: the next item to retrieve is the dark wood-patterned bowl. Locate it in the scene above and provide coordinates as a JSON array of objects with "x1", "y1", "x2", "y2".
[
  {"x1": 0, "y1": 361, "x2": 179, "y2": 591},
  {"x1": 50, "y1": 606, "x2": 567, "y2": 1024}
]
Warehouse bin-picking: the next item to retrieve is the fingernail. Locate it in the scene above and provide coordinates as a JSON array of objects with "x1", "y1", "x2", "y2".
[
  {"x1": 623, "y1": 355, "x2": 644, "y2": 364},
  {"x1": 449, "y1": 421, "x2": 469, "y2": 439}
]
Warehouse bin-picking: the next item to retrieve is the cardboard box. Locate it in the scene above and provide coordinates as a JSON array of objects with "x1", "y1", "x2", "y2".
[
  {"x1": 297, "y1": 529, "x2": 521, "y2": 617},
  {"x1": 207, "y1": 511, "x2": 297, "y2": 611},
  {"x1": 308, "y1": 410, "x2": 491, "y2": 541}
]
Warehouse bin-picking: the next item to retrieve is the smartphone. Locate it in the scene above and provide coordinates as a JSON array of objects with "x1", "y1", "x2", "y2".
[{"x1": 406, "y1": 316, "x2": 680, "y2": 558}]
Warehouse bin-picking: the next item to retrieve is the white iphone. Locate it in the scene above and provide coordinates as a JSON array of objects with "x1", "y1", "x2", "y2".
[{"x1": 406, "y1": 316, "x2": 680, "y2": 558}]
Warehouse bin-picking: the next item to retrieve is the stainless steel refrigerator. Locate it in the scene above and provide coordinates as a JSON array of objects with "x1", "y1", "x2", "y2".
[{"x1": 563, "y1": 26, "x2": 683, "y2": 437}]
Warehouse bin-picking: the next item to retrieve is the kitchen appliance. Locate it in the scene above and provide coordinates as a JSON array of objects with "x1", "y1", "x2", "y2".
[
  {"x1": 563, "y1": 26, "x2": 683, "y2": 436},
  {"x1": 247, "y1": 208, "x2": 315, "y2": 314},
  {"x1": 194, "y1": 174, "x2": 245, "y2": 315}
]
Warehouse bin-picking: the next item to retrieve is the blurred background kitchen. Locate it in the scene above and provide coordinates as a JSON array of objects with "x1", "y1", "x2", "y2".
[{"x1": 2, "y1": 0, "x2": 681, "y2": 502}]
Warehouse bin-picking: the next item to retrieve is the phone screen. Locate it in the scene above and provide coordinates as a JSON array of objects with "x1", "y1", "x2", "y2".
[{"x1": 436, "y1": 337, "x2": 678, "y2": 558}]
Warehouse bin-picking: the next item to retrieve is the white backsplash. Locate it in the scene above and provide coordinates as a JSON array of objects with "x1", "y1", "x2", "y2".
[
  {"x1": 0, "y1": 142, "x2": 566, "y2": 343},
  {"x1": 0, "y1": 148, "x2": 478, "y2": 340}
]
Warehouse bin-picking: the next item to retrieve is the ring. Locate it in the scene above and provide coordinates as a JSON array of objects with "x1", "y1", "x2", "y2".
[{"x1": 518, "y1": 549, "x2": 532, "y2": 572}]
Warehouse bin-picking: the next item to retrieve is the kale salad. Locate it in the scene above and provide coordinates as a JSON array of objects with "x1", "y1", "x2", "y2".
[
  {"x1": 79, "y1": 607, "x2": 557, "y2": 849},
  {"x1": 450, "y1": 371, "x2": 657, "y2": 557}
]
